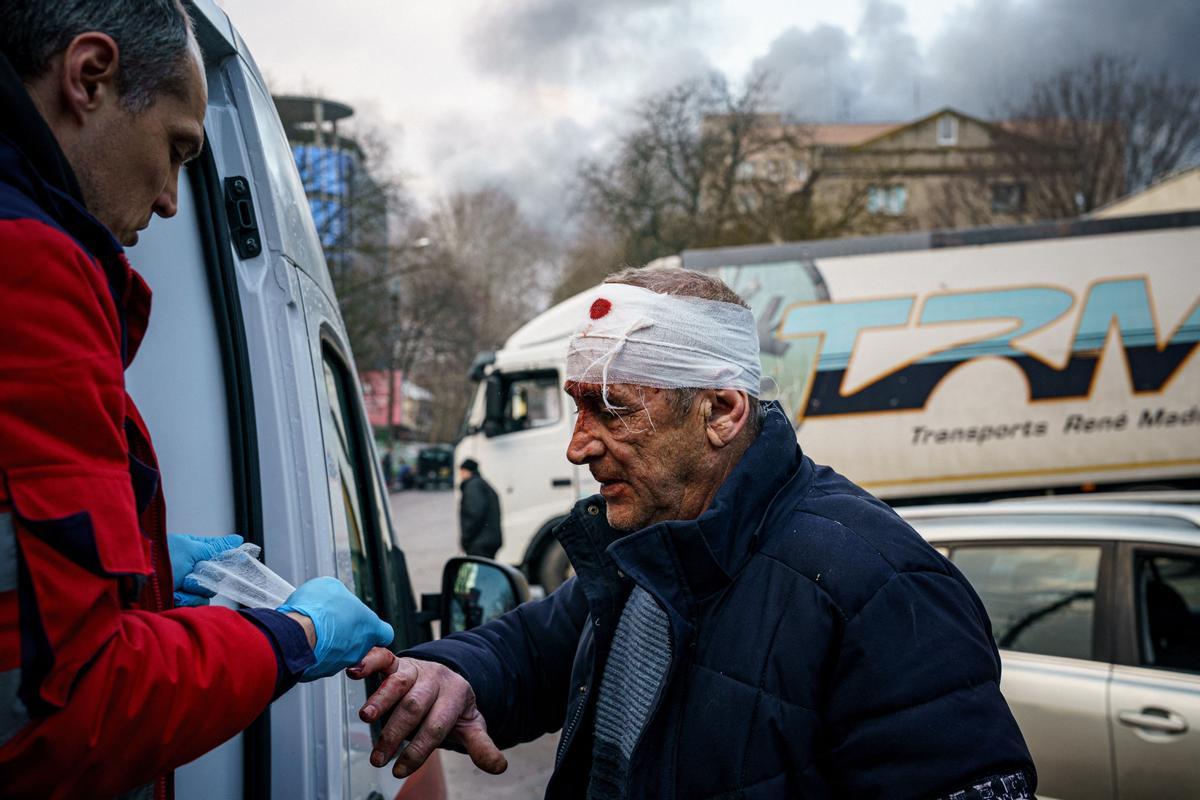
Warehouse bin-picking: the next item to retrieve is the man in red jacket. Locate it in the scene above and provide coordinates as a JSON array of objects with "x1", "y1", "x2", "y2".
[{"x1": 0, "y1": 2, "x2": 394, "y2": 798}]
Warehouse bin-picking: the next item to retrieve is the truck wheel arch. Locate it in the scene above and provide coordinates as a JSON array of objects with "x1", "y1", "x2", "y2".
[{"x1": 523, "y1": 514, "x2": 571, "y2": 590}]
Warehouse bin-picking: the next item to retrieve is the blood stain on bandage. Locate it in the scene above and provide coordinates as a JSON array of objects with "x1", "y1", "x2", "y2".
[{"x1": 590, "y1": 298, "x2": 612, "y2": 319}]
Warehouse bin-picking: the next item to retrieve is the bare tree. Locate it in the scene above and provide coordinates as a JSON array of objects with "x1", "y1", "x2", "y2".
[
  {"x1": 572, "y1": 71, "x2": 884, "y2": 293},
  {"x1": 427, "y1": 187, "x2": 559, "y2": 352},
  {"x1": 936, "y1": 54, "x2": 1200, "y2": 226},
  {"x1": 552, "y1": 223, "x2": 629, "y2": 304},
  {"x1": 576, "y1": 72, "x2": 807, "y2": 265},
  {"x1": 395, "y1": 187, "x2": 562, "y2": 442}
]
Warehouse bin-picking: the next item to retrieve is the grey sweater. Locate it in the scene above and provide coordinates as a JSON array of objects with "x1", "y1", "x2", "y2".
[{"x1": 587, "y1": 586, "x2": 672, "y2": 799}]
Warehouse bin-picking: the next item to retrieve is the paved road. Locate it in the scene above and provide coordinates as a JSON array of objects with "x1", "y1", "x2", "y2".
[{"x1": 390, "y1": 487, "x2": 559, "y2": 799}]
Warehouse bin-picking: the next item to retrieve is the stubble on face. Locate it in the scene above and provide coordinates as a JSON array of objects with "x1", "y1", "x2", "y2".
[{"x1": 568, "y1": 383, "x2": 709, "y2": 533}]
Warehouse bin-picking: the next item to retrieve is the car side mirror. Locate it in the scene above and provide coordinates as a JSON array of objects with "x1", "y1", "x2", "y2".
[
  {"x1": 440, "y1": 556, "x2": 531, "y2": 634},
  {"x1": 483, "y1": 374, "x2": 505, "y2": 438}
]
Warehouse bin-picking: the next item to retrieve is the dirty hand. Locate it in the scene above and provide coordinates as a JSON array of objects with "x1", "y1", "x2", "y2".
[
  {"x1": 167, "y1": 533, "x2": 243, "y2": 607},
  {"x1": 349, "y1": 648, "x2": 507, "y2": 778},
  {"x1": 278, "y1": 577, "x2": 395, "y2": 680}
]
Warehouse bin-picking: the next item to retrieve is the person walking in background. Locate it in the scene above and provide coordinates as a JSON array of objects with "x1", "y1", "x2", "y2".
[
  {"x1": 458, "y1": 459, "x2": 502, "y2": 558},
  {"x1": 381, "y1": 447, "x2": 395, "y2": 491}
]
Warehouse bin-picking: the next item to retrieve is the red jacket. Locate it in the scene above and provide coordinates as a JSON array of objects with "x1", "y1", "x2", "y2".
[{"x1": 0, "y1": 63, "x2": 283, "y2": 798}]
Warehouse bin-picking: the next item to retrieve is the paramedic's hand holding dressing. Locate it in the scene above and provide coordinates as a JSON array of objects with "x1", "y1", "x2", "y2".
[
  {"x1": 167, "y1": 533, "x2": 244, "y2": 607},
  {"x1": 279, "y1": 577, "x2": 395, "y2": 680}
]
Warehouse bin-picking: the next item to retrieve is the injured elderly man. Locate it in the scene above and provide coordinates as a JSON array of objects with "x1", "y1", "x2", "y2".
[{"x1": 349, "y1": 267, "x2": 1037, "y2": 799}]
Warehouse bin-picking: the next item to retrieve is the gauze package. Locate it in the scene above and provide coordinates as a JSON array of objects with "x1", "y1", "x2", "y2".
[
  {"x1": 189, "y1": 543, "x2": 296, "y2": 608},
  {"x1": 565, "y1": 283, "x2": 762, "y2": 400}
]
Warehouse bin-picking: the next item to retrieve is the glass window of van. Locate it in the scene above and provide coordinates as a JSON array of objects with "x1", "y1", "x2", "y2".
[
  {"x1": 321, "y1": 352, "x2": 378, "y2": 611},
  {"x1": 951, "y1": 545, "x2": 1101, "y2": 661},
  {"x1": 241, "y1": 76, "x2": 329, "y2": 283}
]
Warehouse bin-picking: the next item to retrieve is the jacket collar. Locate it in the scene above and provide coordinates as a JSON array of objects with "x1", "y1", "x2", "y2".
[
  {"x1": 0, "y1": 50, "x2": 151, "y2": 367},
  {"x1": 559, "y1": 404, "x2": 806, "y2": 620},
  {"x1": 0, "y1": 50, "x2": 84, "y2": 205}
]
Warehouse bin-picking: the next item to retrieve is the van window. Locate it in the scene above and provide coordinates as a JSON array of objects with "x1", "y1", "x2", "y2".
[
  {"x1": 951, "y1": 545, "x2": 1101, "y2": 661},
  {"x1": 1136, "y1": 553, "x2": 1200, "y2": 673},
  {"x1": 241, "y1": 72, "x2": 329, "y2": 281},
  {"x1": 321, "y1": 352, "x2": 378, "y2": 611}
]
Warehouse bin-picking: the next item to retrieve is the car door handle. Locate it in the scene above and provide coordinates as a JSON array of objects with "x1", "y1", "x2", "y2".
[
  {"x1": 551, "y1": 478, "x2": 572, "y2": 488},
  {"x1": 1118, "y1": 708, "x2": 1188, "y2": 734}
]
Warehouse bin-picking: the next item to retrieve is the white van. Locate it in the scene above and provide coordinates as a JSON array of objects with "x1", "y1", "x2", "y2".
[
  {"x1": 457, "y1": 213, "x2": 1200, "y2": 589},
  {"x1": 124, "y1": 3, "x2": 526, "y2": 797}
]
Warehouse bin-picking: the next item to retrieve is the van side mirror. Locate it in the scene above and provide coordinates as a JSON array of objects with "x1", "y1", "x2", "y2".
[
  {"x1": 483, "y1": 374, "x2": 505, "y2": 437},
  {"x1": 441, "y1": 557, "x2": 531, "y2": 634}
]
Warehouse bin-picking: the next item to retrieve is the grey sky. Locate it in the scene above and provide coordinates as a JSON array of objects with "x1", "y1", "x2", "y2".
[{"x1": 216, "y1": 0, "x2": 1198, "y2": 230}]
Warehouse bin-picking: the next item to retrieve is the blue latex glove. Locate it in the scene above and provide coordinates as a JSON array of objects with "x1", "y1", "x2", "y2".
[
  {"x1": 278, "y1": 577, "x2": 394, "y2": 681},
  {"x1": 167, "y1": 533, "x2": 244, "y2": 607}
]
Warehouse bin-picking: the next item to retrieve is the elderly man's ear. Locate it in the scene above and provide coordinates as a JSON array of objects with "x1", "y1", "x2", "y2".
[{"x1": 701, "y1": 389, "x2": 751, "y2": 448}]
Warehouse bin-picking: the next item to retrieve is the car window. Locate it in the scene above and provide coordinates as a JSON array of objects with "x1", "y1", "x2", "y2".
[
  {"x1": 951, "y1": 545, "x2": 1101, "y2": 660},
  {"x1": 1137, "y1": 552, "x2": 1200, "y2": 673}
]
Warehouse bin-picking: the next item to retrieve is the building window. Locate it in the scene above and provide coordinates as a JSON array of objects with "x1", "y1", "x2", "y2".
[
  {"x1": 867, "y1": 184, "x2": 908, "y2": 216},
  {"x1": 793, "y1": 159, "x2": 809, "y2": 183},
  {"x1": 735, "y1": 191, "x2": 760, "y2": 214},
  {"x1": 735, "y1": 161, "x2": 756, "y2": 180},
  {"x1": 991, "y1": 183, "x2": 1026, "y2": 213},
  {"x1": 937, "y1": 113, "x2": 958, "y2": 146}
]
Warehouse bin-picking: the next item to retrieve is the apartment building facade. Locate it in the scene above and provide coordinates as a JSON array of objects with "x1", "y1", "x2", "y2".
[{"x1": 732, "y1": 107, "x2": 1091, "y2": 235}]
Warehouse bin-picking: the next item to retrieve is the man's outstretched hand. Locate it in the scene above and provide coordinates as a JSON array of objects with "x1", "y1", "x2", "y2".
[{"x1": 349, "y1": 648, "x2": 508, "y2": 779}]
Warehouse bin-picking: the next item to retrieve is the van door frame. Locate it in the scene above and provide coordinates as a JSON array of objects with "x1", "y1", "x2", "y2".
[{"x1": 188, "y1": 145, "x2": 270, "y2": 800}]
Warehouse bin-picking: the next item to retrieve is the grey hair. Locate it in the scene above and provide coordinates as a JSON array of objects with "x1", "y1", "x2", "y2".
[
  {"x1": 604, "y1": 265, "x2": 766, "y2": 436},
  {"x1": 0, "y1": 0, "x2": 198, "y2": 113}
]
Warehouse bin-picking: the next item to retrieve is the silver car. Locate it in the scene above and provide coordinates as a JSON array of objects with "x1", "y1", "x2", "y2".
[{"x1": 903, "y1": 499, "x2": 1200, "y2": 800}]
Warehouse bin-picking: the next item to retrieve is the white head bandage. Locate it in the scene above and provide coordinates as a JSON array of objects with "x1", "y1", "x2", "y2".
[{"x1": 565, "y1": 283, "x2": 762, "y2": 399}]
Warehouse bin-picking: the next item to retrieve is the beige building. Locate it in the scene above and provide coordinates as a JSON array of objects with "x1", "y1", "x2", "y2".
[{"x1": 730, "y1": 107, "x2": 1084, "y2": 236}]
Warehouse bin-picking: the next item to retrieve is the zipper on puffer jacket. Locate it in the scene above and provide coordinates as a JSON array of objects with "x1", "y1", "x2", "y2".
[{"x1": 555, "y1": 678, "x2": 591, "y2": 767}]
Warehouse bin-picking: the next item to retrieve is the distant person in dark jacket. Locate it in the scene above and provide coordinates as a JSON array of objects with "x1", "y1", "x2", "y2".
[
  {"x1": 458, "y1": 459, "x2": 502, "y2": 558},
  {"x1": 351, "y1": 269, "x2": 1036, "y2": 799}
]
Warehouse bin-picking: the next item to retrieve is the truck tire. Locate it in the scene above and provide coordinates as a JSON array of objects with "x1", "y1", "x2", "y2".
[{"x1": 537, "y1": 541, "x2": 575, "y2": 592}]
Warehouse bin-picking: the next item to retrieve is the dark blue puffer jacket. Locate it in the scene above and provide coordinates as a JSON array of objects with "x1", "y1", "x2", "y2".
[{"x1": 406, "y1": 407, "x2": 1035, "y2": 798}]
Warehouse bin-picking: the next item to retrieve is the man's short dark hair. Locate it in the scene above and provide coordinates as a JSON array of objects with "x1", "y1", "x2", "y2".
[
  {"x1": 0, "y1": 0, "x2": 198, "y2": 112},
  {"x1": 604, "y1": 265, "x2": 765, "y2": 434},
  {"x1": 460, "y1": 459, "x2": 479, "y2": 474}
]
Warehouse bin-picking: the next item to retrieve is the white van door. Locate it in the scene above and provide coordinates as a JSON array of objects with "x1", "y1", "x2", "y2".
[
  {"x1": 298, "y1": 270, "x2": 409, "y2": 800},
  {"x1": 125, "y1": 143, "x2": 250, "y2": 800}
]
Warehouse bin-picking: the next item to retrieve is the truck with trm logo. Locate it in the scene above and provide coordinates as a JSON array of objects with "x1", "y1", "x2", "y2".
[{"x1": 456, "y1": 212, "x2": 1200, "y2": 589}]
